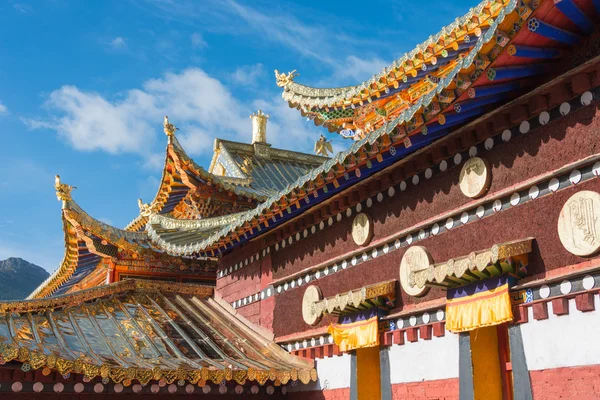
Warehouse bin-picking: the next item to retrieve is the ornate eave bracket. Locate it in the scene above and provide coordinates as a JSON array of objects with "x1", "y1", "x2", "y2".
[
  {"x1": 411, "y1": 238, "x2": 534, "y2": 289},
  {"x1": 303, "y1": 280, "x2": 396, "y2": 325}
]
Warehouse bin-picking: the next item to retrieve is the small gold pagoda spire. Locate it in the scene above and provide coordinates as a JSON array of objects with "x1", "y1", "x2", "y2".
[
  {"x1": 274, "y1": 69, "x2": 298, "y2": 87},
  {"x1": 137, "y1": 198, "x2": 152, "y2": 217},
  {"x1": 54, "y1": 175, "x2": 76, "y2": 202},
  {"x1": 163, "y1": 116, "x2": 178, "y2": 137},
  {"x1": 250, "y1": 110, "x2": 269, "y2": 144}
]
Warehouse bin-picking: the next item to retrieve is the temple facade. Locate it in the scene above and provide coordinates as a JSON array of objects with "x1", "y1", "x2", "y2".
[{"x1": 4, "y1": 0, "x2": 600, "y2": 398}]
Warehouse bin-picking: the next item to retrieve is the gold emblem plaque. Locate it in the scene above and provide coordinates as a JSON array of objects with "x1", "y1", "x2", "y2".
[
  {"x1": 459, "y1": 157, "x2": 491, "y2": 198},
  {"x1": 302, "y1": 285, "x2": 323, "y2": 326},
  {"x1": 351, "y1": 213, "x2": 374, "y2": 246},
  {"x1": 558, "y1": 190, "x2": 600, "y2": 256},
  {"x1": 399, "y1": 246, "x2": 433, "y2": 297}
]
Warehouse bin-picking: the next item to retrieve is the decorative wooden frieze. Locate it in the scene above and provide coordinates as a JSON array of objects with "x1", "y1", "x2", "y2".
[
  {"x1": 409, "y1": 238, "x2": 533, "y2": 293},
  {"x1": 558, "y1": 190, "x2": 600, "y2": 256}
]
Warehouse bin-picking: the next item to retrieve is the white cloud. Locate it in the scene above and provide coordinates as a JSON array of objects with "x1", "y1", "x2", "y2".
[
  {"x1": 0, "y1": 102, "x2": 7, "y2": 115},
  {"x1": 230, "y1": 63, "x2": 264, "y2": 86},
  {"x1": 13, "y1": 3, "x2": 33, "y2": 14},
  {"x1": 26, "y1": 67, "x2": 324, "y2": 165},
  {"x1": 190, "y1": 32, "x2": 207, "y2": 48},
  {"x1": 110, "y1": 37, "x2": 127, "y2": 49}
]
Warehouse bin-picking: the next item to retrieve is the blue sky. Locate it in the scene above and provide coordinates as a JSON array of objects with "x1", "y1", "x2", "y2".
[{"x1": 0, "y1": 0, "x2": 478, "y2": 272}]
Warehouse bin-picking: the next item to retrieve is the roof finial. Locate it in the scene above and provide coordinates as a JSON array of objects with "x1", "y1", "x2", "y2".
[
  {"x1": 274, "y1": 69, "x2": 298, "y2": 88},
  {"x1": 250, "y1": 110, "x2": 269, "y2": 144},
  {"x1": 54, "y1": 175, "x2": 76, "y2": 202},
  {"x1": 138, "y1": 198, "x2": 152, "y2": 217},
  {"x1": 314, "y1": 135, "x2": 333, "y2": 157},
  {"x1": 163, "y1": 116, "x2": 178, "y2": 137}
]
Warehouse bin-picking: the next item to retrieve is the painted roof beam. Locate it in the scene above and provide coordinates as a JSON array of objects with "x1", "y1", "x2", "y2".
[
  {"x1": 453, "y1": 93, "x2": 508, "y2": 113},
  {"x1": 422, "y1": 106, "x2": 486, "y2": 135},
  {"x1": 507, "y1": 44, "x2": 561, "y2": 59},
  {"x1": 467, "y1": 81, "x2": 522, "y2": 98},
  {"x1": 554, "y1": 0, "x2": 595, "y2": 35},
  {"x1": 527, "y1": 17, "x2": 581, "y2": 45},
  {"x1": 486, "y1": 63, "x2": 550, "y2": 81}
]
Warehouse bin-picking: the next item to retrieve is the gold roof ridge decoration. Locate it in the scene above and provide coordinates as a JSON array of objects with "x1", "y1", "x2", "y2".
[
  {"x1": 2, "y1": 280, "x2": 317, "y2": 387},
  {"x1": 410, "y1": 238, "x2": 533, "y2": 289},
  {"x1": 54, "y1": 175, "x2": 76, "y2": 202}
]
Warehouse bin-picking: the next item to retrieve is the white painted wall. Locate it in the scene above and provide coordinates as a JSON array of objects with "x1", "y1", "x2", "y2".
[
  {"x1": 288, "y1": 353, "x2": 352, "y2": 392},
  {"x1": 521, "y1": 296, "x2": 600, "y2": 370},
  {"x1": 388, "y1": 332, "x2": 459, "y2": 384}
]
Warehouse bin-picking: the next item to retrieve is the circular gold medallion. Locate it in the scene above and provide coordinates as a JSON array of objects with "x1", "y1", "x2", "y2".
[
  {"x1": 459, "y1": 157, "x2": 491, "y2": 198},
  {"x1": 558, "y1": 190, "x2": 600, "y2": 256},
  {"x1": 399, "y1": 246, "x2": 433, "y2": 297},
  {"x1": 302, "y1": 285, "x2": 323, "y2": 326},
  {"x1": 352, "y1": 213, "x2": 373, "y2": 246}
]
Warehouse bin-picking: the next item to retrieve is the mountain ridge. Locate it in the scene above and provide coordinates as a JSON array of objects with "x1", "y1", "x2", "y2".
[{"x1": 0, "y1": 257, "x2": 49, "y2": 300}]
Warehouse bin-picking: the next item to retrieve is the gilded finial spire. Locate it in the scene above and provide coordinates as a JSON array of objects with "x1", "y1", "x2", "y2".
[
  {"x1": 274, "y1": 69, "x2": 298, "y2": 87},
  {"x1": 137, "y1": 198, "x2": 152, "y2": 217},
  {"x1": 54, "y1": 175, "x2": 76, "y2": 202},
  {"x1": 250, "y1": 110, "x2": 269, "y2": 144},
  {"x1": 163, "y1": 116, "x2": 178, "y2": 137}
]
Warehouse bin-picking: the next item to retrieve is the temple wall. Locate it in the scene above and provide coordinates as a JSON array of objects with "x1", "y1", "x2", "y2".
[
  {"x1": 521, "y1": 297, "x2": 600, "y2": 371},
  {"x1": 286, "y1": 354, "x2": 351, "y2": 399},
  {"x1": 388, "y1": 333, "x2": 459, "y2": 385},
  {"x1": 270, "y1": 103, "x2": 600, "y2": 282},
  {"x1": 217, "y1": 240, "x2": 274, "y2": 329},
  {"x1": 266, "y1": 102, "x2": 600, "y2": 338},
  {"x1": 273, "y1": 174, "x2": 600, "y2": 337}
]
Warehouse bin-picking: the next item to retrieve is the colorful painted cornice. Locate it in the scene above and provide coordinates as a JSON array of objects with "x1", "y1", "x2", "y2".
[{"x1": 277, "y1": 0, "x2": 512, "y2": 134}]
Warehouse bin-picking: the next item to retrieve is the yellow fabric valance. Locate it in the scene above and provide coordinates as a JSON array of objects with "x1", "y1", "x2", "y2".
[
  {"x1": 327, "y1": 316, "x2": 379, "y2": 352},
  {"x1": 445, "y1": 276, "x2": 514, "y2": 333}
]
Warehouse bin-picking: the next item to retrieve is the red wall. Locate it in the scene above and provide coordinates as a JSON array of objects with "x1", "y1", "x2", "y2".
[
  {"x1": 271, "y1": 103, "x2": 600, "y2": 338},
  {"x1": 287, "y1": 388, "x2": 350, "y2": 400},
  {"x1": 217, "y1": 239, "x2": 275, "y2": 329},
  {"x1": 271, "y1": 103, "x2": 600, "y2": 281},
  {"x1": 392, "y1": 378, "x2": 459, "y2": 400},
  {"x1": 530, "y1": 364, "x2": 600, "y2": 399}
]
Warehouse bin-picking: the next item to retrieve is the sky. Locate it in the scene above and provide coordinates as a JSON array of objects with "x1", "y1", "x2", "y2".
[{"x1": 0, "y1": 0, "x2": 479, "y2": 272}]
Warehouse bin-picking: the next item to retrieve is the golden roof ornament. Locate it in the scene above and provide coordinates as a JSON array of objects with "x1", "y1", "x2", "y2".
[
  {"x1": 250, "y1": 110, "x2": 269, "y2": 144},
  {"x1": 54, "y1": 175, "x2": 76, "y2": 202},
  {"x1": 163, "y1": 116, "x2": 178, "y2": 137},
  {"x1": 314, "y1": 135, "x2": 333, "y2": 157},
  {"x1": 137, "y1": 198, "x2": 152, "y2": 217},
  {"x1": 274, "y1": 69, "x2": 298, "y2": 88}
]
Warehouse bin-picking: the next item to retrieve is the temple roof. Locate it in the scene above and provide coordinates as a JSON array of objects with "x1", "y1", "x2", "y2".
[
  {"x1": 210, "y1": 139, "x2": 328, "y2": 194},
  {"x1": 29, "y1": 182, "x2": 217, "y2": 299},
  {"x1": 1, "y1": 280, "x2": 316, "y2": 387},
  {"x1": 146, "y1": 0, "x2": 598, "y2": 257},
  {"x1": 124, "y1": 133, "x2": 264, "y2": 232},
  {"x1": 125, "y1": 117, "x2": 327, "y2": 232}
]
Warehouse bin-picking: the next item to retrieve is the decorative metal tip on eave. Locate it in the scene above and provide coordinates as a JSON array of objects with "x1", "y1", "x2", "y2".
[
  {"x1": 274, "y1": 69, "x2": 298, "y2": 87},
  {"x1": 137, "y1": 198, "x2": 152, "y2": 217},
  {"x1": 163, "y1": 116, "x2": 178, "y2": 138},
  {"x1": 54, "y1": 175, "x2": 76, "y2": 203},
  {"x1": 314, "y1": 135, "x2": 333, "y2": 157}
]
